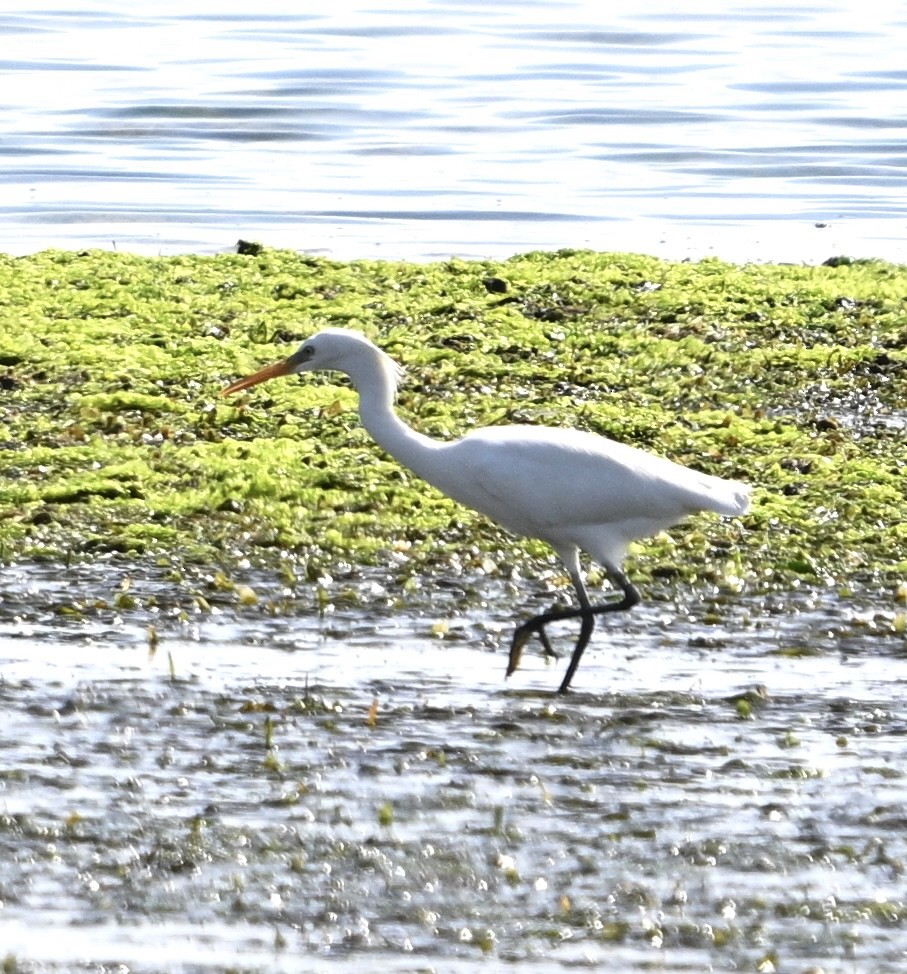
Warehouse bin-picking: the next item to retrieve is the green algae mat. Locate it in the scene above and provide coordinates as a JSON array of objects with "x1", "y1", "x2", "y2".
[{"x1": 1, "y1": 246, "x2": 905, "y2": 588}]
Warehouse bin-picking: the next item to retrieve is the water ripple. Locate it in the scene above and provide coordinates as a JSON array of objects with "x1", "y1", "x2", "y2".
[{"x1": 2, "y1": 2, "x2": 907, "y2": 264}]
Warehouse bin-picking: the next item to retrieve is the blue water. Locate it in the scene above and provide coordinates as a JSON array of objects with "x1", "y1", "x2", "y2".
[{"x1": 2, "y1": 1, "x2": 906, "y2": 262}]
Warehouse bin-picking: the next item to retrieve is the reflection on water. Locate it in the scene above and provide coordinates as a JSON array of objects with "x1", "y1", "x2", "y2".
[{"x1": 1, "y1": 1, "x2": 906, "y2": 261}]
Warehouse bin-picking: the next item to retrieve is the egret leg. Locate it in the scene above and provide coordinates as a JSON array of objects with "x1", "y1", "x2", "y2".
[
  {"x1": 505, "y1": 564, "x2": 640, "y2": 693},
  {"x1": 506, "y1": 553, "x2": 586, "y2": 678},
  {"x1": 557, "y1": 569, "x2": 640, "y2": 694},
  {"x1": 506, "y1": 564, "x2": 594, "y2": 683}
]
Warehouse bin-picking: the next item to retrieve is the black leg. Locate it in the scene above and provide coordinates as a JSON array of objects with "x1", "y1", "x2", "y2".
[
  {"x1": 507, "y1": 600, "x2": 591, "y2": 677},
  {"x1": 557, "y1": 577, "x2": 640, "y2": 693},
  {"x1": 505, "y1": 569, "x2": 641, "y2": 692}
]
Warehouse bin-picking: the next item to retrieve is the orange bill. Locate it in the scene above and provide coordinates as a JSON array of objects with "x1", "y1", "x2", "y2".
[{"x1": 221, "y1": 359, "x2": 293, "y2": 396}]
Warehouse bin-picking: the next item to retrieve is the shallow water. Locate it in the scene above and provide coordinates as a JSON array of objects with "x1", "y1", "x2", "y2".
[
  {"x1": 3, "y1": 1, "x2": 907, "y2": 263},
  {"x1": 1, "y1": 564, "x2": 906, "y2": 971}
]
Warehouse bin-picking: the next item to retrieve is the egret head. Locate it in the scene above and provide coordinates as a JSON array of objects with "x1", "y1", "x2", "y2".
[{"x1": 222, "y1": 329, "x2": 402, "y2": 397}]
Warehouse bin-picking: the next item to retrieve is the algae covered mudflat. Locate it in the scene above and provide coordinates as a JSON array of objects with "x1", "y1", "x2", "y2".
[{"x1": 1, "y1": 246, "x2": 905, "y2": 589}]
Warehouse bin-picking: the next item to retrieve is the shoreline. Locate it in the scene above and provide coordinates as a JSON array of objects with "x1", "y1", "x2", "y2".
[{"x1": 3, "y1": 216, "x2": 907, "y2": 269}]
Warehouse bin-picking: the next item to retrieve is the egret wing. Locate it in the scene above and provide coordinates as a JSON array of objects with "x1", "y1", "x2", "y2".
[{"x1": 443, "y1": 425, "x2": 745, "y2": 535}]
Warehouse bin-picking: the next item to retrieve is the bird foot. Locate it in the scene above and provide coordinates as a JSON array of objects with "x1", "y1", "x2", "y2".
[{"x1": 506, "y1": 621, "x2": 558, "y2": 678}]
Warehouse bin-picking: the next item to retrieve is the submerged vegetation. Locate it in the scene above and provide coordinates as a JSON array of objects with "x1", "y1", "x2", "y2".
[{"x1": 0, "y1": 246, "x2": 905, "y2": 588}]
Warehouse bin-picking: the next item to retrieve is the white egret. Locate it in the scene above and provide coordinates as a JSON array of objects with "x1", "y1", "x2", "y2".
[{"x1": 223, "y1": 328, "x2": 750, "y2": 693}]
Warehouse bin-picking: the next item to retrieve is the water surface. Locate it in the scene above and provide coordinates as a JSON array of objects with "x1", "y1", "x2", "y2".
[
  {"x1": 2, "y1": 1, "x2": 907, "y2": 262},
  {"x1": 1, "y1": 564, "x2": 906, "y2": 971}
]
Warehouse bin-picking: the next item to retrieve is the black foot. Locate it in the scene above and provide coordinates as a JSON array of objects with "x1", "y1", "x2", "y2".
[{"x1": 506, "y1": 618, "x2": 557, "y2": 678}]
